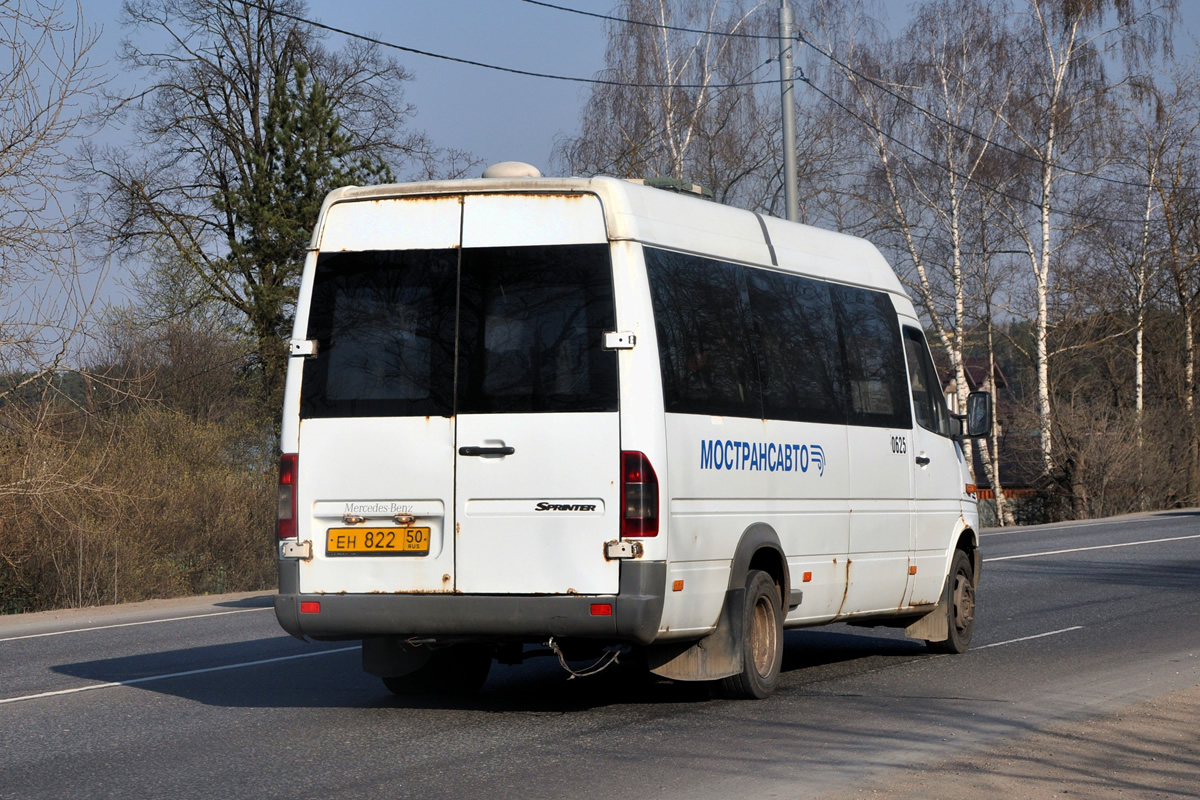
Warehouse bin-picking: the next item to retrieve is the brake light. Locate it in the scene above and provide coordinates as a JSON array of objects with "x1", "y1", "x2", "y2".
[
  {"x1": 621, "y1": 451, "x2": 658, "y2": 537},
  {"x1": 277, "y1": 453, "x2": 297, "y2": 540}
]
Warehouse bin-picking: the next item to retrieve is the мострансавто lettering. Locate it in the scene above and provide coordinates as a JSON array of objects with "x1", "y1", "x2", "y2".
[{"x1": 699, "y1": 440, "x2": 825, "y2": 476}]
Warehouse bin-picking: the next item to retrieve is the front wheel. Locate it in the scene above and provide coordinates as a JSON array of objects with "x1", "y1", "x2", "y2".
[
  {"x1": 720, "y1": 570, "x2": 784, "y2": 699},
  {"x1": 926, "y1": 549, "x2": 976, "y2": 654}
]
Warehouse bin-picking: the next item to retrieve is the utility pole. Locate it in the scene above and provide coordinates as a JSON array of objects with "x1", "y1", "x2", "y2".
[{"x1": 779, "y1": 0, "x2": 798, "y2": 222}]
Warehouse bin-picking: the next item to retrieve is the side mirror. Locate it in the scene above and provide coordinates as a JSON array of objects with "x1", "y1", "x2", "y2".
[{"x1": 959, "y1": 391, "x2": 992, "y2": 439}]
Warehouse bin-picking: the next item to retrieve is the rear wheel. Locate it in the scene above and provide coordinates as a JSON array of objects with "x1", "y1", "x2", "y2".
[
  {"x1": 382, "y1": 644, "x2": 493, "y2": 696},
  {"x1": 926, "y1": 550, "x2": 975, "y2": 654},
  {"x1": 720, "y1": 569, "x2": 784, "y2": 699}
]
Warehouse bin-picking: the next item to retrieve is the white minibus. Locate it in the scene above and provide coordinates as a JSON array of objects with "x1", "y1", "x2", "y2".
[{"x1": 274, "y1": 163, "x2": 991, "y2": 699}]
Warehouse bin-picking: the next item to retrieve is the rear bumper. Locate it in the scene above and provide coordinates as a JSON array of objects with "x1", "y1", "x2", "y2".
[{"x1": 274, "y1": 559, "x2": 666, "y2": 646}]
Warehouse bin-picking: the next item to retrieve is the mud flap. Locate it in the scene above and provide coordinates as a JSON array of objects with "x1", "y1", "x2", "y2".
[
  {"x1": 645, "y1": 588, "x2": 745, "y2": 681},
  {"x1": 904, "y1": 579, "x2": 950, "y2": 643}
]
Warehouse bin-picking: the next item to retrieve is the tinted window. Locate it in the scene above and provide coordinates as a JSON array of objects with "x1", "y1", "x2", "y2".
[
  {"x1": 457, "y1": 245, "x2": 618, "y2": 414},
  {"x1": 302, "y1": 250, "x2": 457, "y2": 418},
  {"x1": 301, "y1": 244, "x2": 617, "y2": 418},
  {"x1": 645, "y1": 248, "x2": 761, "y2": 418},
  {"x1": 903, "y1": 327, "x2": 952, "y2": 436},
  {"x1": 647, "y1": 246, "x2": 909, "y2": 428},
  {"x1": 746, "y1": 269, "x2": 845, "y2": 424},
  {"x1": 831, "y1": 284, "x2": 912, "y2": 429}
]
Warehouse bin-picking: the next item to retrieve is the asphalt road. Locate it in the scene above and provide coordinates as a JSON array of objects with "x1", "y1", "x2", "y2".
[{"x1": 1, "y1": 511, "x2": 1197, "y2": 799}]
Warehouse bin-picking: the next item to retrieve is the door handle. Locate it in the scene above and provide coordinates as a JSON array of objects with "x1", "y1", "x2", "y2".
[
  {"x1": 459, "y1": 445, "x2": 515, "y2": 457},
  {"x1": 915, "y1": 455, "x2": 931, "y2": 466}
]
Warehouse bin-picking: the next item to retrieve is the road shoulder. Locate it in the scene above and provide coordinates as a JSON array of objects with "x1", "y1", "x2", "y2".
[
  {"x1": 837, "y1": 681, "x2": 1200, "y2": 799},
  {"x1": 0, "y1": 591, "x2": 273, "y2": 638}
]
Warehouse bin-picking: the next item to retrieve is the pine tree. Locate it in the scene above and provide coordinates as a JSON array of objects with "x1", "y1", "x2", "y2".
[{"x1": 214, "y1": 61, "x2": 391, "y2": 400}]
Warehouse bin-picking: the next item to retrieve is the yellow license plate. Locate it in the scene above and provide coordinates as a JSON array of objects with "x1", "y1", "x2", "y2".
[{"x1": 325, "y1": 527, "x2": 431, "y2": 556}]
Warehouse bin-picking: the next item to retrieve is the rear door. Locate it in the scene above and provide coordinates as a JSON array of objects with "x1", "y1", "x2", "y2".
[
  {"x1": 453, "y1": 195, "x2": 620, "y2": 594},
  {"x1": 295, "y1": 192, "x2": 620, "y2": 597},
  {"x1": 297, "y1": 196, "x2": 463, "y2": 595}
]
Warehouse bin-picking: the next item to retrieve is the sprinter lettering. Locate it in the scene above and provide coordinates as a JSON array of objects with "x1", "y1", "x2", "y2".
[{"x1": 534, "y1": 502, "x2": 598, "y2": 512}]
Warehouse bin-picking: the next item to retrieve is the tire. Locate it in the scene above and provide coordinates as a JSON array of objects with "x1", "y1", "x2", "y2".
[
  {"x1": 926, "y1": 549, "x2": 976, "y2": 654},
  {"x1": 382, "y1": 644, "x2": 493, "y2": 696},
  {"x1": 720, "y1": 569, "x2": 784, "y2": 699}
]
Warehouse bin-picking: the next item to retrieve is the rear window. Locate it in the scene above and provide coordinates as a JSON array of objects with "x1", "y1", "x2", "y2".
[{"x1": 301, "y1": 245, "x2": 617, "y2": 418}]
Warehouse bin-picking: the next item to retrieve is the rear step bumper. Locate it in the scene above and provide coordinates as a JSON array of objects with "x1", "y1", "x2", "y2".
[{"x1": 274, "y1": 559, "x2": 666, "y2": 645}]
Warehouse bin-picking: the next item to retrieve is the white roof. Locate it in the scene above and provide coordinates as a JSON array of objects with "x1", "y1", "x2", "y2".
[{"x1": 315, "y1": 176, "x2": 907, "y2": 298}]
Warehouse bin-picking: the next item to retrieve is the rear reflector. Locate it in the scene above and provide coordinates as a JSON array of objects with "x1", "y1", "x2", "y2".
[
  {"x1": 620, "y1": 451, "x2": 659, "y2": 537},
  {"x1": 278, "y1": 453, "x2": 298, "y2": 540},
  {"x1": 300, "y1": 601, "x2": 320, "y2": 614},
  {"x1": 590, "y1": 603, "x2": 613, "y2": 616}
]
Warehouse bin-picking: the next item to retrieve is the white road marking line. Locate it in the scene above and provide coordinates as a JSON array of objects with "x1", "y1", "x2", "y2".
[
  {"x1": 0, "y1": 607, "x2": 273, "y2": 643},
  {"x1": 0, "y1": 645, "x2": 362, "y2": 705},
  {"x1": 976, "y1": 626, "x2": 1084, "y2": 650},
  {"x1": 984, "y1": 533, "x2": 1200, "y2": 562},
  {"x1": 979, "y1": 516, "x2": 1175, "y2": 537}
]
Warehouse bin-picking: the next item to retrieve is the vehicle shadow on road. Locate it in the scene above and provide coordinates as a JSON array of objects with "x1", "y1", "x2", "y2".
[
  {"x1": 46, "y1": 627, "x2": 928, "y2": 712},
  {"x1": 212, "y1": 594, "x2": 275, "y2": 609}
]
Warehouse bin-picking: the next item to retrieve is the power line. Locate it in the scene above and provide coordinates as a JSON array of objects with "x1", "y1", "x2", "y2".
[
  {"x1": 229, "y1": 0, "x2": 1179, "y2": 203},
  {"x1": 520, "y1": 0, "x2": 774, "y2": 40},
  {"x1": 527, "y1": 0, "x2": 1180, "y2": 194},
  {"x1": 566, "y1": 58, "x2": 777, "y2": 178},
  {"x1": 229, "y1": 0, "x2": 784, "y2": 90},
  {"x1": 794, "y1": 32, "x2": 1167, "y2": 193},
  {"x1": 800, "y1": 75, "x2": 1157, "y2": 227}
]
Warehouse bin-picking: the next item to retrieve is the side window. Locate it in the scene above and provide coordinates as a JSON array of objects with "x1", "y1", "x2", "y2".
[
  {"x1": 831, "y1": 285, "x2": 912, "y2": 429},
  {"x1": 903, "y1": 327, "x2": 952, "y2": 437},
  {"x1": 645, "y1": 248, "x2": 761, "y2": 418},
  {"x1": 746, "y1": 269, "x2": 846, "y2": 424},
  {"x1": 646, "y1": 246, "x2": 911, "y2": 430}
]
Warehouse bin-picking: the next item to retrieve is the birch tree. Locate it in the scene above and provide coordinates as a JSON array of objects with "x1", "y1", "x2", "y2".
[
  {"x1": 1148, "y1": 86, "x2": 1200, "y2": 503},
  {"x1": 822, "y1": 0, "x2": 1018, "y2": 521},
  {"x1": 1087, "y1": 75, "x2": 1200, "y2": 501},
  {"x1": 555, "y1": 0, "x2": 788, "y2": 210},
  {"x1": 992, "y1": 0, "x2": 1175, "y2": 478}
]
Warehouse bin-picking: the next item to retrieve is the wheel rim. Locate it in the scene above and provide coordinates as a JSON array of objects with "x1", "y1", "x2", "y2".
[
  {"x1": 750, "y1": 594, "x2": 778, "y2": 676},
  {"x1": 952, "y1": 569, "x2": 975, "y2": 633}
]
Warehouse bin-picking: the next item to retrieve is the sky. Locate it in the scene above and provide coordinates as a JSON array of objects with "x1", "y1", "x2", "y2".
[
  {"x1": 71, "y1": 0, "x2": 1200, "y2": 311},
  {"x1": 83, "y1": 0, "x2": 1200, "y2": 176},
  {"x1": 87, "y1": 0, "x2": 615, "y2": 174}
]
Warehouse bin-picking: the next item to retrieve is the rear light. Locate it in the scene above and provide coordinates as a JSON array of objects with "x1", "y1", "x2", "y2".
[
  {"x1": 620, "y1": 451, "x2": 658, "y2": 537},
  {"x1": 277, "y1": 453, "x2": 297, "y2": 540}
]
